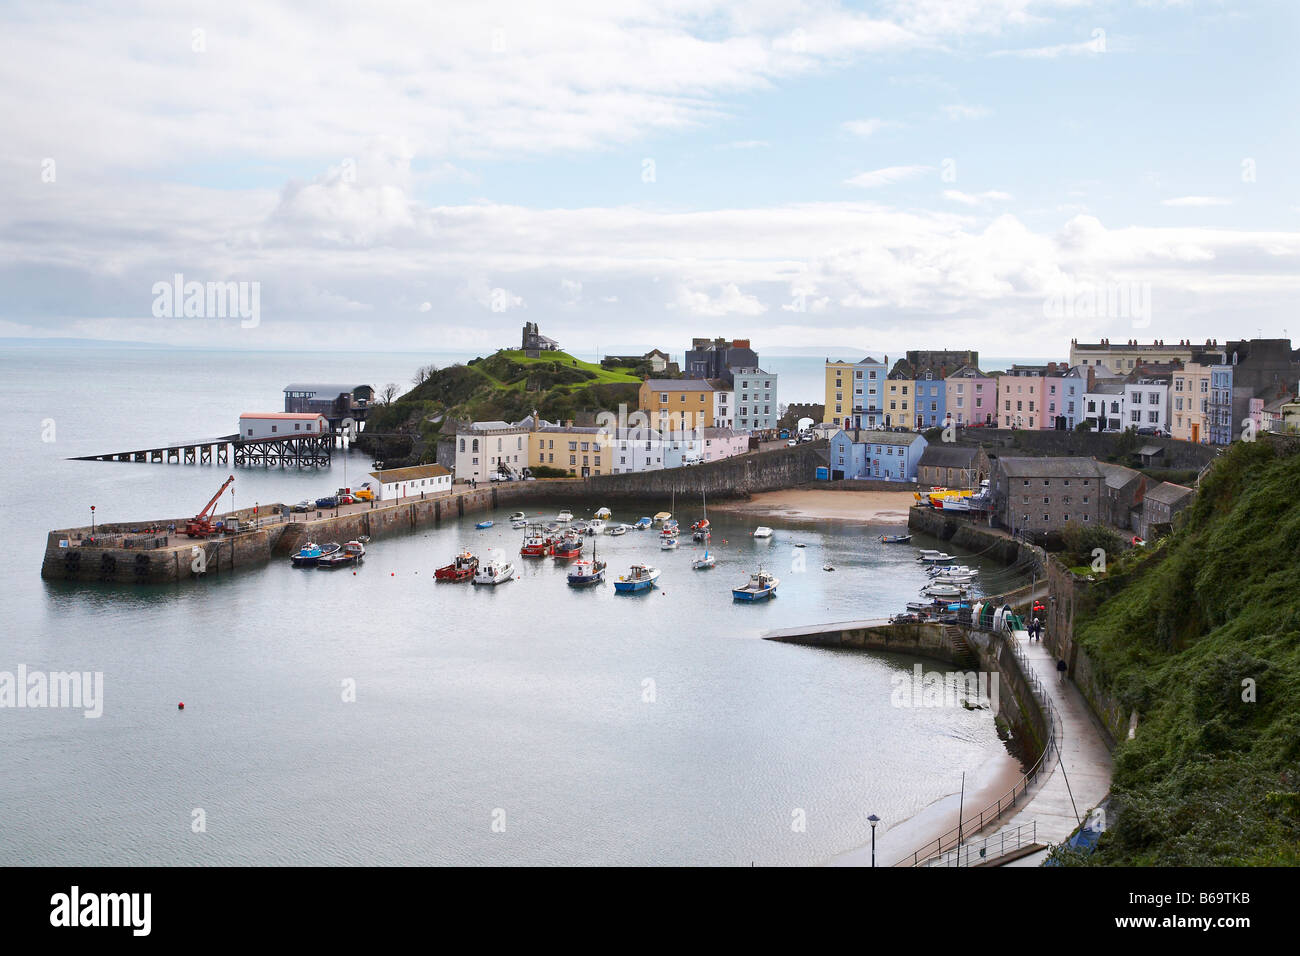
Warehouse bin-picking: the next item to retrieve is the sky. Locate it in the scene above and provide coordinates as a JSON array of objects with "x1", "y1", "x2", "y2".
[{"x1": 2, "y1": 0, "x2": 1297, "y2": 359}]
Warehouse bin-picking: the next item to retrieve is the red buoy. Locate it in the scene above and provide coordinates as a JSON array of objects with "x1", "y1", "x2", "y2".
[{"x1": 178, "y1": 702, "x2": 184, "y2": 710}]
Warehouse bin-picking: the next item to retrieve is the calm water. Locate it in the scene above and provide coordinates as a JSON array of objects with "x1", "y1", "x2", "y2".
[{"x1": 1, "y1": 346, "x2": 1027, "y2": 865}]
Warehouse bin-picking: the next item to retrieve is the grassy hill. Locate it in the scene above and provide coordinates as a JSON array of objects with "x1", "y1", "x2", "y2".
[
  {"x1": 357, "y1": 349, "x2": 645, "y2": 464},
  {"x1": 1070, "y1": 438, "x2": 1300, "y2": 865}
]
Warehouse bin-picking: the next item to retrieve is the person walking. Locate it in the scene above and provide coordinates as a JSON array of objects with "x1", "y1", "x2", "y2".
[{"x1": 1056, "y1": 657, "x2": 1067, "y2": 682}]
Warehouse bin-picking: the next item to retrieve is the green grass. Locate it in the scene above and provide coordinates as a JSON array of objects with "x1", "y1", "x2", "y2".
[
  {"x1": 492, "y1": 350, "x2": 643, "y2": 385},
  {"x1": 1072, "y1": 439, "x2": 1300, "y2": 865}
]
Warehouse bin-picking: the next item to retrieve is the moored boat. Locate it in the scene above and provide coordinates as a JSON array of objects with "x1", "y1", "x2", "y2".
[
  {"x1": 918, "y1": 552, "x2": 955, "y2": 564},
  {"x1": 472, "y1": 558, "x2": 515, "y2": 585},
  {"x1": 609, "y1": 524, "x2": 629, "y2": 536},
  {"x1": 585, "y1": 519, "x2": 604, "y2": 536},
  {"x1": 733, "y1": 568, "x2": 779, "y2": 601},
  {"x1": 880, "y1": 533, "x2": 912, "y2": 544},
  {"x1": 594, "y1": 507, "x2": 612, "y2": 520},
  {"x1": 660, "y1": 535, "x2": 678, "y2": 550},
  {"x1": 435, "y1": 551, "x2": 479, "y2": 581},
  {"x1": 317, "y1": 540, "x2": 366, "y2": 569},
  {"x1": 551, "y1": 531, "x2": 583, "y2": 559},
  {"x1": 633, "y1": 517, "x2": 653, "y2": 530},
  {"x1": 567, "y1": 533, "x2": 605, "y2": 586},
  {"x1": 291, "y1": 542, "x2": 323, "y2": 567},
  {"x1": 614, "y1": 564, "x2": 660, "y2": 593},
  {"x1": 692, "y1": 549, "x2": 716, "y2": 570},
  {"x1": 652, "y1": 511, "x2": 671, "y2": 525},
  {"x1": 476, "y1": 520, "x2": 494, "y2": 529},
  {"x1": 557, "y1": 509, "x2": 574, "y2": 523},
  {"x1": 520, "y1": 524, "x2": 552, "y2": 557},
  {"x1": 752, "y1": 526, "x2": 773, "y2": 539},
  {"x1": 509, "y1": 512, "x2": 526, "y2": 521}
]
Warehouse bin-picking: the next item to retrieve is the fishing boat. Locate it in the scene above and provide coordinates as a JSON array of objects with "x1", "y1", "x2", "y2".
[
  {"x1": 435, "y1": 551, "x2": 479, "y2": 581},
  {"x1": 691, "y1": 490, "x2": 710, "y2": 540},
  {"x1": 567, "y1": 534, "x2": 606, "y2": 586},
  {"x1": 614, "y1": 564, "x2": 660, "y2": 593},
  {"x1": 880, "y1": 533, "x2": 912, "y2": 544},
  {"x1": 692, "y1": 548, "x2": 716, "y2": 570},
  {"x1": 733, "y1": 568, "x2": 779, "y2": 601},
  {"x1": 472, "y1": 558, "x2": 515, "y2": 586},
  {"x1": 633, "y1": 517, "x2": 653, "y2": 530},
  {"x1": 317, "y1": 540, "x2": 366, "y2": 569},
  {"x1": 476, "y1": 520, "x2": 494, "y2": 530},
  {"x1": 551, "y1": 531, "x2": 583, "y2": 559},
  {"x1": 520, "y1": 524, "x2": 552, "y2": 557},
  {"x1": 752, "y1": 526, "x2": 774, "y2": 539},
  {"x1": 660, "y1": 518, "x2": 679, "y2": 539},
  {"x1": 922, "y1": 582, "x2": 968, "y2": 599},
  {"x1": 557, "y1": 509, "x2": 574, "y2": 523},
  {"x1": 586, "y1": 518, "x2": 604, "y2": 536},
  {"x1": 609, "y1": 524, "x2": 629, "y2": 536},
  {"x1": 509, "y1": 512, "x2": 526, "y2": 522},
  {"x1": 291, "y1": 542, "x2": 323, "y2": 567},
  {"x1": 594, "y1": 507, "x2": 612, "y2": 520}
]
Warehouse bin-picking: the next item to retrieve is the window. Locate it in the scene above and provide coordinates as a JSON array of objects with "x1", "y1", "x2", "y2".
[
  {"x1": 570, "y1": 455, "x2": 576, "y2": 465},
  {"x1": 271, "y1": 425, "x2": 277, "y2": 433}
]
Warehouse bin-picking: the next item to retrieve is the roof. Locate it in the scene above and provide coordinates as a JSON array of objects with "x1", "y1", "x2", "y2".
[
  {"x1": 644, "y1": 379, "x2": 716, "y2": 392},
  {"x1": 1137, "y1": 444, "x2": 1164, "y2": 457},
  {"x1": 835, "y1": 428, "x2": 925, "y2": 446},
  {"x1": 997, "y1": 457, "x2": 1102, "y2": 479},
  {"x1": 239, "y1": 412, "x2": 328, "y2": 420},
  {"x1": 917, "y1": 445, "x2": 980, "y2": 469},
  {"x1": 1097, "y1": 461, "x2": 1143, "y2": 490},
  {"x1": 947, "y1": 364, "x2": 988, "y2": 378},
  {"x1": 1144, "y1": 482, "x2": 1194, "y2": 507},
  {"x1": 465, "y1": 420, "x2": 524, "y2": 432},
  {"x1": 283, "y1": 383, "x2": 373, "y2": 395},
  {"x1": 1088, "y1": 381, "x2": 1127, "y2": 395},
  {"x1": 369, "y1": 463, "x2": 451, "y2": 482}
]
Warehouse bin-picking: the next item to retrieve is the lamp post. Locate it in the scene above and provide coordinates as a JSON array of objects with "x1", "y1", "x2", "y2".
[
  {"x1": 867, "y1": 813, "x2": 880, "y2": 868},
  {"x1": 90, "y1": 505, "x2": 96, "y2": 537}
]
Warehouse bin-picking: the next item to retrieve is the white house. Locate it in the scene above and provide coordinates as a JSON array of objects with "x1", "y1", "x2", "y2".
[
  {"x1": 238, "y1": 412, "x2": 329, "y2": 440},
  {"x1": 369, "y1": 463, "x2": 453, "y2": 500},
  {"x1": 1083, "y1": 382, "x2": 1126, "y2": 432},
  {"x1": 731, "y1": 367, "x2": 779, "y2": 433},
  {"x1": 455, "y1": 421, "x2": 531, "y2": 483},
  {"x1": 1126, "y1": 378, "x2": 1169, "y2": 432}
]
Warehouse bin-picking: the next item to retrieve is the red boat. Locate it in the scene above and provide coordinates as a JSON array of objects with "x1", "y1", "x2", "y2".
[
  {"x1": 520, "y1": 524, "x2": 551, "y2": 557},
  {"x1": 551, "y1": 531, "x2": 583, "y2": 559},
  {"x1": 435, "y1": 551, "x2": 479, "y2": 581}
]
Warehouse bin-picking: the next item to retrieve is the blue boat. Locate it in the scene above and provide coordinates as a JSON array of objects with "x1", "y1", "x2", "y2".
[
  {"x1": 732, "y1": 569, "x2": 779, "y2": 601},
  {"x1": 633, "y1": 517, "x2": 653, "y2": 530},
  {"x1": 614, "y1": 564, "x2": 660, "y2": 593},
  {"x1": 291, "y1": 542, "x2": 323, "y2": 567},
  {"x1": 476, "y1": 520, "x2": 494, "y2": 529}
]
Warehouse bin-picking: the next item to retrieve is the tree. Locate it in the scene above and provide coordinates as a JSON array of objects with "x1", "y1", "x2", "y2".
[
  {"x1": 380, "y1": 382, "x2": 400, "y2": 405},
  {"x1": 1076, "y1": 418, "x2": 1095, "y2": 432},
  {"x1": 411, "y1": 363, "x2": 439, "y2": 386}
]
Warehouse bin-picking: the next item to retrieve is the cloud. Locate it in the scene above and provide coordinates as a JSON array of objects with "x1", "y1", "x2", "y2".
[
  {"x1": 717, "y1": 140, "x2": 771, "y2": 150},
  {"x1": 990, "y1": 34, "x2": 1110, "y2": 58},
  {"x1": 840, "y1": 118, "x2": 897, "y2": 138},
  {"x1": 941, "y1": 104, "x2": 992, "y2": 121},
  {"x1": 943, "y1": 189, "x2": 1014, "y2": 206},
  {"x1": 1162, "y1": 196, "x2": 1232, "y2": 207},
  {"x1": 674, "y1": 283, "x2": 767, "y2": 317},
  {"x1": 845, "y1": 165, "x2": 932, "y2": 188}
]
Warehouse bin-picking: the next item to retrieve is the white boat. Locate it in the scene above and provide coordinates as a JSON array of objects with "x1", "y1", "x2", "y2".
[
  {"x1": 916, "y1": 549, "x2": 944, "y2": 558},
  {"x1": 733, "y1": 569, "x2": 779, "y2": 601},
  {"x1": 594, "y1": 507, "x2": 612, "y2": 520},
  {"x1": 511, "y1": 519, "x2": 527, "y2": 529},
  {"x1": 930, "y1": 574, "x2": 976, "y2": 585},
  {"x1": 509, "y1": 512, "x2": 526, "y2": 521},
  {"x1": 609, "y1": 524, "x2": 629, "y2": 536},
  {"x1": 652, "y1": 511, "x2": 671, "y2": 525},
  {"x1": 586, "y1": 518, "x2": 605, "y2": 536},
  {"x1": 922, "y1": 582, "x2": 967, "y2": 599},
  {"x1": 472, "y1": 559, "x2": 515, "y2": 585},
  {"x1": 557, "y1": 510, "x2": 574, "y2": 523},
  {"x1": 752, "y1": 526, "x2": 774, "y2": 539},
  {"x1": 927, "y1": 565, "x2": 976, "y2": 576},
  {"x1": 692, "y1": 549, "x2": 716, "y2": 570},
  {"x1": 660, "y1": 536, "x2": 678, "y2": 550},
  {"x1": 917, "y1": 552, "x2": 955, "y2": 564}
]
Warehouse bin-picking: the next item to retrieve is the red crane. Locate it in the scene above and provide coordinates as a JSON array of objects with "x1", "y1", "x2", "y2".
[{"x1": 185, "y1": 475, "x2": 235, "y2": 538}]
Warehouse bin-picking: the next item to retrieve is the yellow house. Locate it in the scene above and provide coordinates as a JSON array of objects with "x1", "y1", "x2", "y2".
[
  {"x1": 638, "y1": 379, "x2": 716, "y2": 431},
  {"x1": 1170, "y1": 362, "x2": 1213, "y2": 443},
  {"x1": 528, "y1": 421, "x2": 609, "y2": 477},
  {"x1": 824, "y1": 360, "x2": 854, "y2": 426},
  {"x1": 884, "y1": 375, "x2": 912, "y2": 428}
]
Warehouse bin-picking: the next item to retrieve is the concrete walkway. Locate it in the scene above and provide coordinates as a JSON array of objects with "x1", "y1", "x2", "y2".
[{"x1": 996, "y1": 628, "x2": 1112, "y2": 862}]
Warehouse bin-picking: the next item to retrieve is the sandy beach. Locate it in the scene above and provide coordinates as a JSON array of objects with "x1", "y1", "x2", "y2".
[{"x1": 709, "y1": 489, "x2": 915, "y2": 524}]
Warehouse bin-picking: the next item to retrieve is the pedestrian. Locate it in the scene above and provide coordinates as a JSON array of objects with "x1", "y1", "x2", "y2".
[{"x1": 1056, "y1": 657, "x2": 1067, "y2": 681}]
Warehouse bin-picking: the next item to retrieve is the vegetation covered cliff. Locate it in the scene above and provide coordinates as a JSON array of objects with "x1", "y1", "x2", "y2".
[{"x1": 1072, "y1": 437, "x2": 1300, "y2": 865}]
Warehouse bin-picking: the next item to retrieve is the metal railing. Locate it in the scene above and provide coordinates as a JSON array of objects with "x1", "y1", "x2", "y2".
[
  {"x1": 898, "y1": 627, "x2": 1063, "y2": 867},
  {"x1": 918, "y1": 820, "x2": 1039, "y2": 867}
]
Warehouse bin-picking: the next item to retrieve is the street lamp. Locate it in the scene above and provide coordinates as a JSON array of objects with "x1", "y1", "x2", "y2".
[
  {"x1": 867, "y1": 813, "x2": 881, "y2": 867},
  {"x1": 90, "y1": 505, "x2": 96, "y2": 537}
]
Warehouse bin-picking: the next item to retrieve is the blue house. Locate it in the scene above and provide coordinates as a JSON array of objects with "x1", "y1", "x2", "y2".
[
  {"x1": 914, "y1": 367, "x2": 947, "y2": 429},
  {"x1": 829, "y1": 429, "x2": 928, "y2": 481}
]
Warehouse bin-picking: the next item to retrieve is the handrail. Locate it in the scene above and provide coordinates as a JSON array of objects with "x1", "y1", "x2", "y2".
[
  {"x1": 898, "y1": 627, "x2": 1062, "y2": 867},
  {"x1": 918, "y1": 820, "x2": 1038, "y2": 867}
]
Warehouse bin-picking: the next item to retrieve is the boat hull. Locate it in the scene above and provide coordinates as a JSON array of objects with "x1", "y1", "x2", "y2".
[{"x1": 732, "y1": 586, "x2": 776, "y2": 601}]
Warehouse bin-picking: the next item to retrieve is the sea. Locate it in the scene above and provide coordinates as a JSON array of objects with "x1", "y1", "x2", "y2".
[{"x1": 0, "y1": 345, "x2": 1034, "y2": 865}]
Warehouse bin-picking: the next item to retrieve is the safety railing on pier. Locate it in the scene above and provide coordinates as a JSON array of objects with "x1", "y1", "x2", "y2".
[
  {"x1": 917, "y1": 820, "x2": 1039, "y2": 867},
  {"x1": 898, "y1": 627, "x2": 1063, "y2": 867}
]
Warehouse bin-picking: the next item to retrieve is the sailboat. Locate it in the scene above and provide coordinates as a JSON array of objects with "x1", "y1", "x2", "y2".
[
  {"x1": 692, "y1": 545, "x2": 716, "y2": 570},
  {"x1": 691, "y1": 490, "x2": 710, "y2": 541}
]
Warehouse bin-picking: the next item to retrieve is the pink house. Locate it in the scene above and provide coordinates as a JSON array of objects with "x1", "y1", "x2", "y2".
[
  {"x1": 998, "y1": 374, "x2": 1042, "y2": 429},
  {"x1": 945, "y1": 365, "x2": 995, "y2": 426}
]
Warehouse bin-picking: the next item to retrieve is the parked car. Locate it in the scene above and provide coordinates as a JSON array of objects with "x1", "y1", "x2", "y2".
[
  {"x1": 315, "y1": 496, "x2": 337, "y2": 509},
  {"x1": 787, "y1": 439, "x2": 798, "y2": 447},
  {"x1": 292, "y1": 500, "x2": 312, "y2": 512},
  {"x1": 337, "y1": 493, "x2": 356, "y2": 505}
]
